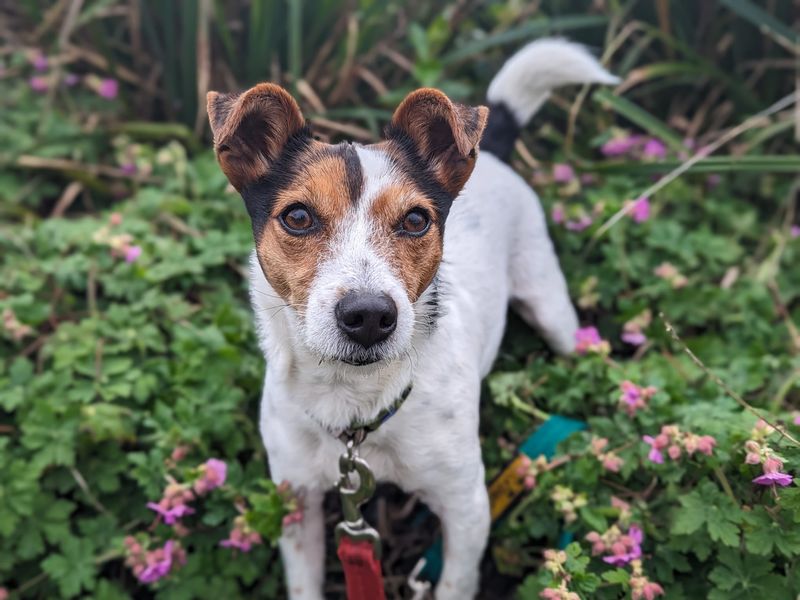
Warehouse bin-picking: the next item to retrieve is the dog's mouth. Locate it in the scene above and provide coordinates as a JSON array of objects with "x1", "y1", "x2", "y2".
[{"x1": 339, "y1": 356, "x2": 381, "y2": 366}]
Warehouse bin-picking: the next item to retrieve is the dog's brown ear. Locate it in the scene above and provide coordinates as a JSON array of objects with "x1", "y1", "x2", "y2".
[
  {"x1": 207, "y1": 83, "x2": 306, "y2": 191},
  {"x1": 389, "y1": 88, "x2": 488, "y2": 197}
]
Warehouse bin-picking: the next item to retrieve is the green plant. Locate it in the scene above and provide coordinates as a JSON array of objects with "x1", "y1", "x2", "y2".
[{"x1": 1, "y1": 1, "x2": 799, "y2": 598}]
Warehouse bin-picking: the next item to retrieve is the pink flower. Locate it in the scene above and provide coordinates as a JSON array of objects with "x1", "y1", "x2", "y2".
[
  {"x1": 619, "y1": 381, "x2": 657, "y2": 416},
  {"x1": 601, "y1": 135, "x2": 642, "y2": 157},
  {"x1": 220, "y1": 515, "x2": 262, "y2": 552},
  {"x1": 552, "y1": 163, "x2": 575, "y2": 183},
  {"x1": 575, "y1": 326, "x2": 610, "y2": 355},
  {"x1": 632, "y1": 579, "x2": 665, "y2": 600},
  {"x1": 565, "y1": 215, "x2": 593, "y2": 231},
  {"x1": 791, "y1": 225, "x2": 800, "y2": 239},
  {"x1": 602, "y1": 454, "x2": 623, "y2": 472},
  {"x1": 622, "y1": 331, "x2": 647, "y2": 346},
  {"x1": 31, "y1": 52, "x2": 49, "y2": 71},
  {"x1": 97, "y1": 78, "x2": 119, "y2": 99},
  {"x1": 793, "y1": 413, "x2": 800, "y2": 426},
  {"x1": 602, "y1": 525, "x2": 643, "y2": 566},
  {"x1": 551, "y1": 203, "x2": 566, "y2": 224},
  {"x1": 147, "y1": 502, "x2": 194, "y2": 525},
  {"x1": 643, "y1": 435, "x2": 664, "y2": 464},
  {"x1": 64, "y1": 73, "x2": 80, "y2": 87},
  {"x1": 147, "y1": 482, "x2": 195, "y2": 525},
  {"x1": 745, "y1": 452, "x2": 761, "y2": 465},
  {"x1": 753, "y1": 472, "x2": 793, "y2": 487},
  {"x1": 193, "y1": 458, "x2": 227, "y2": 494},
  {"x1": 29, "y1": 76, "x2": 49, "y2": 93},
  {"x1": 124, "y1": 245, "x2": 142, "y2": 263},
  {"x1": 642, "y1": 138, "x2": 667, "y2": 159},
  {"x1": 629, "y1": 197, "x2": 651, "y2": 223},
  {"x1": 695, "y1": 435, "x2": 716, "y2": 456},
  {"x1": 136, "y1": 540, "x2": 186, "y2": 583},
  {"x1": 667, "y1": 445, "x2": 681, "y2": 460}
]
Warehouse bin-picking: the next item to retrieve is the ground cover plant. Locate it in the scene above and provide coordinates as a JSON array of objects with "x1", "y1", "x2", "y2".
[{"x1": 1, "y1": 1, "x2": 799, "y2": 598}]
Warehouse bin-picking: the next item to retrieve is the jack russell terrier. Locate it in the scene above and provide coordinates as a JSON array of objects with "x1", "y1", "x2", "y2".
[{"x1": 207, "y1": 38, "x2": 617, "y2": 599}]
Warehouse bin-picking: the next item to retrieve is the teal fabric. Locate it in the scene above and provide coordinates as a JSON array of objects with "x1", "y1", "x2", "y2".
[{"x1": 417, "y1": 416, "x2": 586, "y2": 583}]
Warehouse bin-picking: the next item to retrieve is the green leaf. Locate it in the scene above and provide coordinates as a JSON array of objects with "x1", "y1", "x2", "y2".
[{"x1": 42, "y1": 537, "x2": 97, "y2": 598}]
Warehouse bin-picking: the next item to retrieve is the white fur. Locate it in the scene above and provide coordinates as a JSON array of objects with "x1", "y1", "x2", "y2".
[
  {"x1": 252, "y1": 39, "x2": 612, "y2": 600},
  {"x1": 487, "y1": 38, "x2": 619, "y2": 125}
]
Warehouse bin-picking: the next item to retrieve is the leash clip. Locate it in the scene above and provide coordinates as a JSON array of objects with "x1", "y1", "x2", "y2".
[{"x1": 335, "y1": 438, "x2": 381, "y2": 558}]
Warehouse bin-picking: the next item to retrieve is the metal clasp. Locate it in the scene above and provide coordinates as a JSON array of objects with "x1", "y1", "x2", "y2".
[{"x1": 334, "y1": 438, "x2": 381, "y2": 558}]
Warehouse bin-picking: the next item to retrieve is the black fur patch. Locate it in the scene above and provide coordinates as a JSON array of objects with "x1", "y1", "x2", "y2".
[
  {"x1": 383, "y1": 125, "x2": 456, "y2": 228},
  {"x1": 337, "y1": 142, "x2": 364, "y2": 203},
  {"x1": 239, "y1": 127, "x2": 313, "y2": 240},
  {"x1": 480, "y1": 102, "x2": 519, "y2": 163}
]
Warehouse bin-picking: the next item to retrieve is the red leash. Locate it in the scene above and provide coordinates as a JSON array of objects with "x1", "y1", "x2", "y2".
[
  {"x1": 335, "y1": 436, "x2": 387, "y2": 600},
  {"x1": 337, "y1": 537, "x2": 386, "y2": 600}
]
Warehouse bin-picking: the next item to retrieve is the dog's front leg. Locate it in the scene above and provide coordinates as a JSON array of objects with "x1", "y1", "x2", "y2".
[
  {"x1": 427, "y1": 465, "x2": 491, "y2": 599},
  {"x1": 277, "y1": 487, "x2": 325, "y2": 600}
]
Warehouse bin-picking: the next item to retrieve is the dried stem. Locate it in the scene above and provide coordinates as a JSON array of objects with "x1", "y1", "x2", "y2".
[{"x1": 660, "y1": 312, "x2": 800, "y2": 447}]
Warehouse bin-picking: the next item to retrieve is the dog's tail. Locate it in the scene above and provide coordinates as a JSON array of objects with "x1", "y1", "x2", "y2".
[{"x1": 481, "y1": 38, "x2": 619, "y2": 162}]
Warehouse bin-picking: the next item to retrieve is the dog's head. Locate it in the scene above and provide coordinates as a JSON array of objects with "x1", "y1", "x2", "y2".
[{"x1": 207, "y1": 84, "x2": 487, "y2": 366}]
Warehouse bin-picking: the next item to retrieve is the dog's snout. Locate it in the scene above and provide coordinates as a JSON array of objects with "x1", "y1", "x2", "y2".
[{"x1": 335, "y1": 292, "x2": 398, "y2": 349}]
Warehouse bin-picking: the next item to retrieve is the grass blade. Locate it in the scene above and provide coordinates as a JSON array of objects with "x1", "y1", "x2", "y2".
[
  {"x1": 718, "y1": 0, "x2": 798, "y2": 50},
  {"x1": 441, "y1": 15, "x2": 608, "y2": 65}
]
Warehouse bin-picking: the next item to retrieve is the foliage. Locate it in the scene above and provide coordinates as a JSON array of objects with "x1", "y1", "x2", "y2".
[{"x1": 1, "y1": 1, "x2": 799, "y2": 598}]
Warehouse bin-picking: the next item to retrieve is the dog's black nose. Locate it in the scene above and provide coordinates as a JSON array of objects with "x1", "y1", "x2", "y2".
[{"x1": 335, "y1": 292, "x2": 397, "y2": 349}]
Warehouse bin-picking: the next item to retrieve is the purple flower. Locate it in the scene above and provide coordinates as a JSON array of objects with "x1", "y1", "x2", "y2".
[
  {"x1": 552, "y1": 163, "x2": 575, "y2": 184},
  {"x1": 706, "y1": 174, "x2": 721, "y2": 189},
  {"x1": 630, "y1": 197, "x2": 650, "y2": 223},
  {"x1": 622, "y1": 331, "x2": 647, "y2": 346},
  {"x1": 97, "y1": 78, "x2": 119, "y2": 99},
  {"x1": 147, "y1": 502, "x2": 195, "y2": 525},
  {"x1": 29, "y1": 76, "x2": 49, "y2": 93},
  {"x1": 120, "y1": 162, "x2": 138, "y2": 176},
  {"x1": 551, "y1": 204, "x2": 566, "y2": 224},
  {"x1": 791, "y1": 225, "x2": 800, "y2": 239},
  {"x1": 124, "y1": 245, "x2": 142, "y2": 263},
  {"x1": 32, "y1": 52, "x2": 49, "y2": 72},
  {"x1": 137, "y1": 541, "x2": 175, "y2": 583},
  {"x1": 642, "y1": 138, "x2": 667, "y2": 159},
  {"x1": 63, "y1": 73, "x2": 80, "y2": 87},
  {"x1": 753, "y1": 472, "x2": 793, "y2": 487}
]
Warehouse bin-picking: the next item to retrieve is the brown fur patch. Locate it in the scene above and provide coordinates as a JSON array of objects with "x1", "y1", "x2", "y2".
[
  {"x1": 255, "y1": 146, "x2": 355, "y2": 307},
  {"x1": 369, "y1": 182, "x2": 443, "y2": 302},
  {"x1": 207, "y1": 83, "x2": 305, "y2": 191},
  {"x1": 389, "y1": 88, "x2": 488, "y2": 197}
]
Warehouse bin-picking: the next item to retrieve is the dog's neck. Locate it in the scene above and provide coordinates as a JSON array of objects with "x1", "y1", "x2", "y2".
[{"x1": 250, "y1": 256, "x2": 427, "y2": 432}]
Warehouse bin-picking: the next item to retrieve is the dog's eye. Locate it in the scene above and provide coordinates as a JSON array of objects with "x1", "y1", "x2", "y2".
[
  {"x1": 279, "y1": 204, "x2": 316, "y2": 234},
  {"x1": 400, "y1": 209, "x2": 430, "y2": 236}
]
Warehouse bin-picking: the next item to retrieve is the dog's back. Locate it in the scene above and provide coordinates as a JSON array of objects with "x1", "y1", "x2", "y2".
[{"x1": 441, "y1": 39, "x2": 619, "y2": 367}]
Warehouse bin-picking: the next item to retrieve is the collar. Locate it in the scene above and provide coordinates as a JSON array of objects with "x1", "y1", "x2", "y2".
[
  {"x1": 307, "y1": 383, "x2": 413, "y2": 446},
  {"x1": 338, "y1": 383, "x2": 413, "y2": 445}
]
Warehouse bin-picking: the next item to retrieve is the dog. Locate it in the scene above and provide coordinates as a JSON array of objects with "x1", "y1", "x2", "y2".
[{"x1": 207, "y1": 38, "x2": 617, "y2": 600}]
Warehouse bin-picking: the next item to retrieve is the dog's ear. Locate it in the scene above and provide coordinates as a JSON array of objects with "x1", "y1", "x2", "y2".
[
  {"x1": 207, "y1": 83, "x2": 307, "y2": 191},
  {"x1": 388, "y1": 88, "x2": 488, "y2": 197}
]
